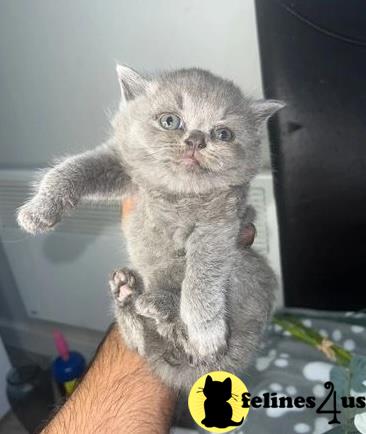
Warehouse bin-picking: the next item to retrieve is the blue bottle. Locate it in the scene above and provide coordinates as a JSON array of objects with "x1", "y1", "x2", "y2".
[{"x1": 52, "y1": 330, "x2": 86, "y2": 397}]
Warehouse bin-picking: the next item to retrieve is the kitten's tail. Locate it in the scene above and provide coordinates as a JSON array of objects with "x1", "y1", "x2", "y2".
[{"x1": 230, "y1": 417, "x2": 244, "y2": 426}]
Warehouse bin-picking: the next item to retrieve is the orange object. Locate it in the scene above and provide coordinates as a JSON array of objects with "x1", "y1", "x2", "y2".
[{"x1": 121, "y1": 196, "x2": 136, "y2": 220}]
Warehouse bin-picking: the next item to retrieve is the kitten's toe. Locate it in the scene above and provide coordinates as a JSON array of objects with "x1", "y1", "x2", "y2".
[{"x1": 109, "y1": 268, "x2": 136, "y2": 304}]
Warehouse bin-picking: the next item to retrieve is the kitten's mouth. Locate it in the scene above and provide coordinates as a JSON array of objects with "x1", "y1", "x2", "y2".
[{"x1": 181, "y1": 150, "x2": 201, "y2": 168}]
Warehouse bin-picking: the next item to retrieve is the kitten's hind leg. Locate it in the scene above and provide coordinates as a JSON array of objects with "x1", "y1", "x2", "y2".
[
  {"x1": 135, "y1": 290, "x2": 184, "y2": 336},
  {"x1": 134, "y1": 291, "x2": 188, "y2": 342},
  {"x1": 135, "y1": 291, "x2": 179, "y2": 322},
  {"x1": 135, "y1": 291, "x2": 201, "y2": 364},
  {"x1": 109, "y1": 268, "x2": 146, "y2": 354}
]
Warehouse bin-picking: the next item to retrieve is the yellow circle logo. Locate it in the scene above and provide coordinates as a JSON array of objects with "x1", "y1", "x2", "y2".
[{"x1": 188, "y1": 371, "x2": 250, "y2": 433}]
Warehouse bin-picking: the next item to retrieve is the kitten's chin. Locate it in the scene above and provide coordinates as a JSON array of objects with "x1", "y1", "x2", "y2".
[
  {"x1": 134, "y1": 160, "x2": 242, "y2": 195},
  {"x1": 161, "y1": 169, "x2": 225, "y2": 195}
]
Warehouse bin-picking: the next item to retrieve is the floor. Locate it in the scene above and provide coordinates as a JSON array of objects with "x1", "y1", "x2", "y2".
[{"x1": 0, "y1": 346, "x2": 53, "y2": 433}]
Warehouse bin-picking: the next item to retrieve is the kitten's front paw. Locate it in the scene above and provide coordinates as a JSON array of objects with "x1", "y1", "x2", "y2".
[
  {"x1": 109, "y1": 268, "x2": 137, "y2": 306},
  {"x1": 17, "y1": 195, "x2": 64, "y2": 234},
  {"x1": 189, "y1": 320, "x2": 227, "y2": 359}
]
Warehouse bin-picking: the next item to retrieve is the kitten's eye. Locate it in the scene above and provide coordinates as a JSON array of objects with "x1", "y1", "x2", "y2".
[
  {"x1": 159, "y1": 113, "x2": 182, "y2": 130},
  {"x1": 213, "y1": 127, "x2": 234, "y2": 142}
]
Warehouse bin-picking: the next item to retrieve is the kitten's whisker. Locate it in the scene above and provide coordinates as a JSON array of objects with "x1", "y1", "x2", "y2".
[
  {"x1": 144, "y1": 148, "x2": 174, "y2": 156},
  {"x1": 133, "y1": 146, "x2": 173, "y2": 154},
  {"x1": 144, "y1": 151, "x2": 168, "y2": 157},
  {"x1": 201, "y1": 151, "x2": 225, "y2": 171}
]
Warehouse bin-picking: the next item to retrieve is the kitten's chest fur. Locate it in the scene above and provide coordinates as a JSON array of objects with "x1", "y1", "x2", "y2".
[{"x1": 123, "y1": 185, "x2": 246, "y2": 290}]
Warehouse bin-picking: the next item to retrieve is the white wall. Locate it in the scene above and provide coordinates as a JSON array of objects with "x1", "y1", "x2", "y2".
[
  {"x1": 0, "y1": 337, "x2": 10, "y2": 419},
  {"x1": 0, "y1": 0, "x2": 268, "y2": 168}
]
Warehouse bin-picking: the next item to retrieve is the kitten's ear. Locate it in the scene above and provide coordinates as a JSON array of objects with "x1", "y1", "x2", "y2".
[
  {"x1": 251, "y1": 99, "x2": 285, "y2": 126},
  {"x1": 205, "y1": 375, "x2": 213, "y2": 386},
  {"x1": 116, "y1": 64, "x2": 149, "y2": 108},
  {"x1": 223, "y1": 377, "x2": 232, "y2": 390}
]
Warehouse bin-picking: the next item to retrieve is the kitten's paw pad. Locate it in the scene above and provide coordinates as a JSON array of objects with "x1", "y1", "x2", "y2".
[
  {"x1": 17, "y1": 197, "x2": 61, "y2": 234},
  {"x1": 109, "y1": 268, "x2": 136, "y2": 304},
  {"x1": 135, "y1": 294, "x2": 170, "y2": 321}
]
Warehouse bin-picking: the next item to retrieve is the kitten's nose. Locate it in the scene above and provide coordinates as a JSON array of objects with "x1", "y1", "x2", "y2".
[{"x1": 184, "y1": 130, "x2": 206, "y2": 149}]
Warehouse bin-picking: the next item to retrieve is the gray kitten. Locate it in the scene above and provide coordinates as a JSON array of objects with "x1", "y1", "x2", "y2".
[{"x1": 17, "y1": 65, "x2": 284, "y2": 391}]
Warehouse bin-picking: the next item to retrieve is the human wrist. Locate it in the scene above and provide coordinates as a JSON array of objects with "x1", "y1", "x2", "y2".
[{"x1": 42, "y1": 324, "x2": 177, "y2": 434}]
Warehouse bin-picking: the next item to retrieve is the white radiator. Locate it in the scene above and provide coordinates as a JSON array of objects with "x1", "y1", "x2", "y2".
[{"x1": 0, "y1": 170, "x2": 282, "y2": 331}]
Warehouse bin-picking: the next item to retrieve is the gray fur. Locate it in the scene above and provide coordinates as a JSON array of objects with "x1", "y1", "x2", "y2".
[{"x1": 17, "y1": 66, "x2": 284, "y2": 391}]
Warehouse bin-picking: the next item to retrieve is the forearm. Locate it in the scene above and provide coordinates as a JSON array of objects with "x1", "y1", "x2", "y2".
[
  {"x1": 181, "y1": 224, "x2": 237, "y2": 324},
  {"x1": 42, "y1": 325, "x2": 176, "y2": 434},
  {"x1": 38, "y1": 143, "x2": 130, "y2": 201},
  {"x1": 180, "y1": 225, "x2": 237, "y2": 355},
  {"x1": 17, "y1": 143, "x2": 131, "y2": 233}
]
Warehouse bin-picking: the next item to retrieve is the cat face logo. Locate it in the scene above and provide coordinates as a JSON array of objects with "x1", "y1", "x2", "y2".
[{"x1": 188, "y1": 371, "x2": 250, "y2": 432}]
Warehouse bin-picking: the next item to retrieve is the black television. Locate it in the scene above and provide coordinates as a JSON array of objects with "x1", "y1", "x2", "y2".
[{"x1": 255, "y1": 0, "x2": 366, "y2": 310}]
